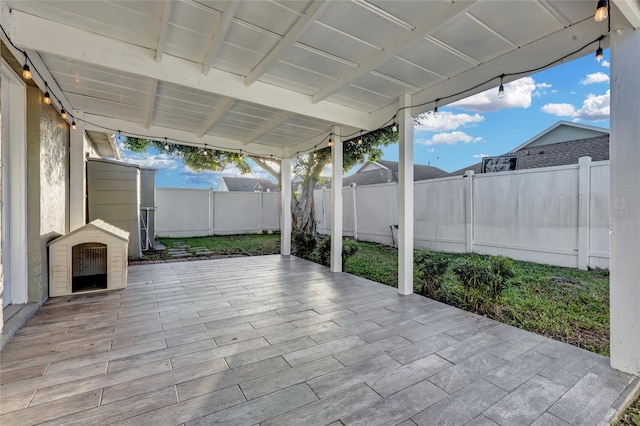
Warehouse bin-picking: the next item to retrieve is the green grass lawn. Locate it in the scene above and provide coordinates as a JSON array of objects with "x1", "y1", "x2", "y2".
[{"x1": 156, "y1": 233, "x2": 281, "y2": 257}]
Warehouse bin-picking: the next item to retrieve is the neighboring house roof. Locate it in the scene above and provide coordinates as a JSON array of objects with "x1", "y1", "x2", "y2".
[
  {"x1": 219, "y1": 176, "x2": 279, "y2": 192},
  {"x1": 510, "y1": 121, "x2": 609, "y2": 152},
  {"x1": 343, "y1": 160, "x2": 448, "y2": 186},
  {"x1": 450, "y1": 134, "x2": 609, "y2": 176}
]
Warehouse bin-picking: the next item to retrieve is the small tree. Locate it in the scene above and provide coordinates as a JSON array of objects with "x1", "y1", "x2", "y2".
[{"x1": 415, "y1": 251, "x2": 449, "y2": 298}]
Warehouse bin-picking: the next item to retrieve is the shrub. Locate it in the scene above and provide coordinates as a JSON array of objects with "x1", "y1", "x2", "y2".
[
  {"x1": 415, "y1": 251, "x2": 449, "y2": 298},
  {"x1": 316, "y1": 236, "x2": 359, "y2": 267},
  {"x1": 451, "y1": 255, "x2": 515, "y2": 310},
  {"x1": 292, "y1": 232, "x2": 316, "y2": 259}
]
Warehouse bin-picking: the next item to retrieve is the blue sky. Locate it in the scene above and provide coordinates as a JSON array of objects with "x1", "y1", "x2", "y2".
[{"x1": 121, "y1": 50, "x2": 610, "y2": 188}]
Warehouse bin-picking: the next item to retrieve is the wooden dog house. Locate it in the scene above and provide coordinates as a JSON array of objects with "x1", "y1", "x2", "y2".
[{"x1": 48, "y1": 219, "x2": 129, "y2": 297}]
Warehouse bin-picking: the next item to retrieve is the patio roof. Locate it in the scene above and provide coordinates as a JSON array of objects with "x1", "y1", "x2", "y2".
[
  {"x1": 1, "y1": 257, "x2": 638, "y2": 424},
  {"x1": 3, "y1": 0, "x2": 638, "y2": 157}
]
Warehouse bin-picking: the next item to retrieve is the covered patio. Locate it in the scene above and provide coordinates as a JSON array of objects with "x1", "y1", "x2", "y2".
[
  {"x1": 2, "y1": 0, "x2": 640, "y2": 423},
  {"x1": 1, "y1": 256, "x2": 638, "y2": 425}
]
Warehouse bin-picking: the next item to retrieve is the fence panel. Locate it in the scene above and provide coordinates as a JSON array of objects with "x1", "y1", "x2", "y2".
[
  {"x1": 213, "y1": 192, "x2": 262, "y2": 234},
  {"x1": 473, "y1": 166, "x2": 580, "y2": 267},
  {"x1": 156, "y1": 188, "x2": 211, "y2": 237},
  {"x1": 261, "y1": 192, "x2": 281, "y2": 232},
  {"x1": 414, "y1": 177, "x2": 467, "y2": 252}
]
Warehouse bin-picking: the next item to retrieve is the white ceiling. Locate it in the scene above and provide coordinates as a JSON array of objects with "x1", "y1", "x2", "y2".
[{"x1": 3, "y1": 0, "x2": 639, "y2": 158}]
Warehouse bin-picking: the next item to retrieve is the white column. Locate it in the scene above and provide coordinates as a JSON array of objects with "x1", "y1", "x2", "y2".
[
  {"x1": 398, "y1": 93, "x2": 414, "y2": 295},
  {"x1": 280, "y1": 158, "x2": 292, "y2": 256},
  {"x1": 69, "y1": 111, "x2": 86, "y2": 231},
  {"x1": 577, "y1": 156, "x2": 591, "y2": 270},
  {"x1": 330, "y1": 126, "x2": 343, "y2": 272},
  {"x1": 610, "y1": 28, "x2": 640, "y2": 375}
]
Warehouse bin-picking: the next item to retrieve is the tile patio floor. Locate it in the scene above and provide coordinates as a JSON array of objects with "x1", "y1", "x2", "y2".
[{"x1": 1, "y1": 255, "x2": 638, "y2": 425}]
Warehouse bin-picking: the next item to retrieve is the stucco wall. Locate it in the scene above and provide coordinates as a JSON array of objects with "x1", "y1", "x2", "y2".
[{"x1": 26, "y1": 86, "x2": 69, "y2": 303}]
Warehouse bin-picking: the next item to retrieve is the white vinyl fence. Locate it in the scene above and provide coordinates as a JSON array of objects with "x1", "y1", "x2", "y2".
[
  {"x1": 315, "y1": 157, "x2": 610, "y2": 269},
  {"x1": 156, "y1": 188, "x2": 280, "y2": 237}
]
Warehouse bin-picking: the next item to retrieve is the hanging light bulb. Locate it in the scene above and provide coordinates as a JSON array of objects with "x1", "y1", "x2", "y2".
[
  {"x1": 498, "y1": 75, "x2": 505, "y2": 99},
  {"x1": 392, "y1": 121, "x2": 398, "y2": 133},
  {"x1": 594, "y1": 0, "x2": 608, "y2": 22},
  {"x1": 43, "y1": 83, "x2": 52, "y2": 105},
  {"x1": 357, "y1": 131, "x2": 363, "y2": 145},
  {"x1": 22, "y1": 53, "x2": 32, "y2": 79},
  {"x1": 164, "y1": 137, "x2": 169, "y2": 150},
  {"x1": 433, "y1": 100, "x2": 439, "y2": 118},
  {"x1": 203, "y1": 144, "x2": 208, "y2": 155},
  {"x1": 60, "y1": 108, "x2": 67, "y2": 120},
  {"x1": 71, "y1": 120, "x2": 77, "y2": 130},
  {"x1": 328, "y1": 133, "x2": 333, "y2": 148},
  {"x1": 595, "y1": 46, "x2": 604, "y2": 62}
]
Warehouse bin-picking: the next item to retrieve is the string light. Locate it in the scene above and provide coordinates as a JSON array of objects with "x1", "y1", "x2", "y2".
[
  {"x1": 164, "y1": 137, "x2": 169, "y2": 150},
  {"x1": 60, "y1": 108, "x2": 67, "y2": 120},
  {"x1": 22, "y1": 53, "x2": 32, "y2": 80},
  {"x1": 0, "y1": 22, "x2": 609, "y2": 162},
  {"x1": 203, "y1": 144, "x2": 208, "y2": 155},
  {"x1": 328, "y1": 133, "x2": 333, "y2": 148},
  {"x1": 498, "y1": 75, "x2": 505, "y2": 98},
  {"x1": 595, "y1": 38, "x2": 604, "y2": 62},
  {"x1": 595, "y1": 0, "x2": 608, "y2": 22},
  {"x1": 43, "y1": 83, "x2": 52, "y2": 105}
]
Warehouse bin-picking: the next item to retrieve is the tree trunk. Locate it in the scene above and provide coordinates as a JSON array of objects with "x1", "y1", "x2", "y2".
[{"x1": 292, "y1": 177, "x2": 317, "y2": 236}]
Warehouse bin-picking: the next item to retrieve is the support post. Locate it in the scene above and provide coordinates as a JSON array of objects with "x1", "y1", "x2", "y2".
[
  {"x1": 577, "y1": 156, "x2": 591, "y2": 270},
  {"x1": 610, "y1": 28, "x2": 640, "y2": 375},
  {"x1": 330, "y1": 126, "x2": 343, "y2": 272},
  {"x1": 281, "y1": 158, "x2": 292, "y2": 256},
  {"x1": 398, "y1": 93, "x2": 414, "y2": 295},
  {"x1": 69, "y1": 111, "x2": 86, "y2": 231}
]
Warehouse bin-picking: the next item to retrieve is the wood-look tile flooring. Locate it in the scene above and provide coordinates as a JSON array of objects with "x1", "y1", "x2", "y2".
[{"x1": 1, "y1": 256, "x2": 638, "y2": 425}]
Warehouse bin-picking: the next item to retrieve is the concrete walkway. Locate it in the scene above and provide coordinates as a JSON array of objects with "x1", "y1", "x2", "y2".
[{"x1": 1, "y1": 256, "x2": 638, "y2": 425}]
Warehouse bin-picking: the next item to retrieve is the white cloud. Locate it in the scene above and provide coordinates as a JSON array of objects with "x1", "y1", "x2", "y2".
[
  {"x1": 473, "y1": 153, "x2": 489, "y2": 158},
  {"x1": 578, "y1": 90, "x2": 610, "y2": 121},
  {"x1": 123, "y1": 152, "x2": 179, "y2": 170},
  {"x1": 601, "y1": 60, "x2": 610, "y2": 68},
  {"x1": 427, "y1": 148, "x2": 435, "y2": 153},
  {"x1": 580, "y1": 72, "x2": 609, "y2": 85},
  {"x1": 423, "y1": 131, "x2": 483, "y2": 146},
  {"x1": 450, "y1": 77, "x2": 536, "y2": 112},
  {"x1": 533, "y1": 82, "x2": 553, "y2": 98},
  {"x1": 415, "y1": 111, "x2": 484, "y2": 132},
  {"x1": 541, "y1": 90, "x2": 610, "y2": 122},
  {"x1": 541, "y1": 103, "x2": 577, "y2": 117},
  {"x1": 536, "y1": 82, "x2": 552, "y2": 89}
]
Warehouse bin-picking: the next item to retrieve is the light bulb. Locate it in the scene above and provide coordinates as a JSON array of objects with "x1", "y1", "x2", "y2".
[
  {"x1": 357, "y1": 138, "x2": 362, "y2": 145},
  {"x1": 595, "y1": 0, "x2": 608, "y2": 22},
  {"x1": 392, "y1": 123, "x2": 397, "y2": 133},
  {"x1": 43, "y1": 91, "x2": 52, "y2": 105},
  {"x1": 71, "y1": 120, "x2": 77, "y2": 130},
  {"x1": 60, "y1": 108, "x2": 67, "y2": 120},
  {"x1": 595, "y1": 47, "x2": 604, "y2": 62},
  {"x1": 498, "y1": 84, "x2": 505, "y2": 98},
  {"x1": 22, "y1": 64, "x2": 32, "y2": 80},
  {"x1": 433, "y1": 106, "x2": 438, "y2": 118}
]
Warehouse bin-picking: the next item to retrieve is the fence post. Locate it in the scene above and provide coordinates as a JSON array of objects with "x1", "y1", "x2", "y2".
[
  {"x1": 577, "y1": 156, "x2": 591, "y2": 270},
  {"x1": 350, "y1": 183, "x2": 358, "y2": 240},
  {"x1": 464, "y1": 170, "x2": 474, "y2": 253},
  {"x1": 209, "y1": 188, "x2": 215, "y2": 235}
]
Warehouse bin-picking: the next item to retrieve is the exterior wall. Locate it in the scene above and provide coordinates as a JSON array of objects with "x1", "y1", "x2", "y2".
[
  {"x1": 524, "y1": 126, "x2": 607, "y2": 148},
  {"x1": 155, "y1": 188, "x2": 280, "y2": 237},
  {"x1": 26, "y1": 86, "x2": 69, "y2": 303},
  {"x1": 315, "y1": 160, "x2": 610, "y2": 269},
  {"x1": 87, "y1": 159, "x2": 141, "y2": 258}
]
